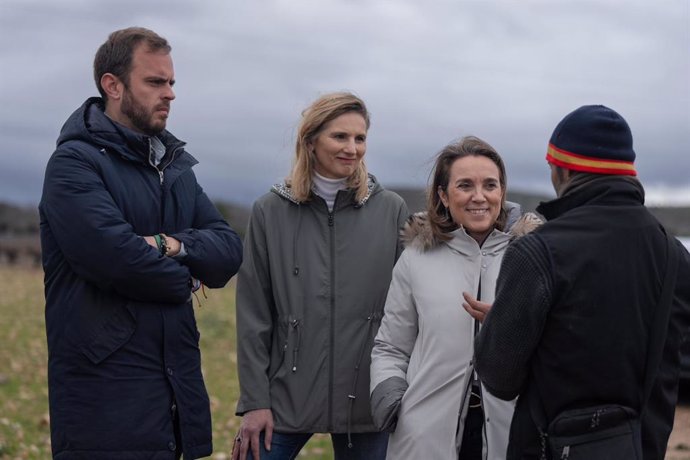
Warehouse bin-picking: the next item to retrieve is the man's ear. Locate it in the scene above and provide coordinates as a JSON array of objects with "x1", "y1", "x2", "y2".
[
  {"x1": 555, "y1": 166, "x2": 573, "y2": 196},
  {"x1": 557, "y1": 167, "x2": 573, "y2": 189},
  {"x1": 100, "y1": 73, "x2": 123, "y2": 100}
]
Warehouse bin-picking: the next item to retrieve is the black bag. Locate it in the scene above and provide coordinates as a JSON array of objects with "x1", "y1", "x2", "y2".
[
  {"x1": 530, "y1": 232, "x2": 679, "y2": 460},
  {"x1": 546, "y1": 404, "x2": 642, "y2": 460}
]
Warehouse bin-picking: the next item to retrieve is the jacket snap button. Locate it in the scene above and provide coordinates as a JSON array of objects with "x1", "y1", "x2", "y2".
[
  {"x1": 167, "y1": 367, "x2": 174, "y2": 376},
  {"x1": 168, "y1": 441, "x2": 176, "y2": 451}
]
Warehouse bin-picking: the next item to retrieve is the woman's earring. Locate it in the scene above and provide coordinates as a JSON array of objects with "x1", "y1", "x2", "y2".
[{"x1": 444, "y1": 206, "x2": 452, "y2": 222}]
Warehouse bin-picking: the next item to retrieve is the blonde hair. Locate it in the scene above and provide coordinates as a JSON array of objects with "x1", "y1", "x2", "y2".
[{"x1": 287, "y1": 92, "x2": 370, "y2": 203}]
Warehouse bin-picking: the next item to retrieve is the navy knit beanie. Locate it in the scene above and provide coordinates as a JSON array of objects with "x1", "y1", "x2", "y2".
[{"x1": 547, "y1": 105, "x2": 636, "y2": 176}]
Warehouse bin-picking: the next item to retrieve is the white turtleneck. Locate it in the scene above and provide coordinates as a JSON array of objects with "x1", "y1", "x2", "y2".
[{"x1": 312, "y1": 172, "x2": 349, "y2": 211}]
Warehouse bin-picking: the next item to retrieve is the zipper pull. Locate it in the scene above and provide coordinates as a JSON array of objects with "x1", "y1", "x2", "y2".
[
  {"x1": 561, "y1": 445, "x2": 570, "y2": 459},
  {"x1": 158, "y1": 170, "x2": 164, "y2": 185},
  {"x1": 328, "y1": 213, "x2": 334, "y2": 227},
  {"x1": 290, "y1": 319, "x2": 300, "y2": 372}
]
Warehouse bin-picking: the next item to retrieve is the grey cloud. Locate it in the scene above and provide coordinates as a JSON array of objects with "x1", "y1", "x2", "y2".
[{"x1": 1, "y1": 0, "x2": 688, "y2": 206}]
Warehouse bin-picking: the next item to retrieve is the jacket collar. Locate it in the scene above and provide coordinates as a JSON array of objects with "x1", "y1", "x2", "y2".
[
  {"x1": 401, "y1": 202, "x2": 542, "y2": 253},
  {"x1": 537, "y1": 176, "x2": 645, "y2": 221},
  {"x1": 272, "y1": 173, "x2": 380, "y2": 208},
  {"x1": 402, "y1": 214, "x2": 511, "y2": 255},
  {"x1": 445, "y1": 226, "x2": 511, "y2": 256},
  {"x1": 58, "y1": 97, "x2": 192, "y2": 167}
]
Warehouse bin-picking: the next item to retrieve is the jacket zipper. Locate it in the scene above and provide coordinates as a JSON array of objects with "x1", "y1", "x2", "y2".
[
  {"x1": 151, "y1": 142, "x2": 183, "y2": 227},
  {"x1": 148, "y1": 145, "x2": 166, "y2": 227},
  {"x1": 327, "y1": 196, "x2": 337, "y2": 431}
]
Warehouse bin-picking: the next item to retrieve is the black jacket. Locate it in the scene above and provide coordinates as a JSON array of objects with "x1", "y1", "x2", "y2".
[
  {"x1": 475, "y1": 176, "x2": 690, "y2": 460},
  {"x1": 40, "y1": 98, "x2": 242, "y2": 459}
]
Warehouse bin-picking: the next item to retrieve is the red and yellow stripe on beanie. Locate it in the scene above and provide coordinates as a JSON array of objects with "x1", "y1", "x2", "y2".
[{"x1": 546, "y1": 105, "x2": 637, "y2": 176}]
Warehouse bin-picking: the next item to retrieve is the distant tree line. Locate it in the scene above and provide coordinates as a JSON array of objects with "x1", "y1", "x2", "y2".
[
  {"x1": 0, "y1": 203, "x2": 39, "y2": 234},
  {"x1": 0, "y1": 203, "x2": 41, "y2": 266},
  {"x1": 0, "y1": 193, "x2": 689, "y2": 266},
  {"x1": 384, "y1": 188, "x2": 690, "y2": 237}
]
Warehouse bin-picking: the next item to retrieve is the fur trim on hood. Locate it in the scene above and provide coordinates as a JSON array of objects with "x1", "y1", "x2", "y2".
[{"x1": 402, "y1": 210, "x2": 543, "y2": 252}]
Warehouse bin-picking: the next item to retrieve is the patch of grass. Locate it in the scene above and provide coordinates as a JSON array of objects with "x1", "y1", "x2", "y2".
[
  {"x1": 0, "y1": 267, "x2": 51, "y2": 459},
  {"x1": 0, "y1": 268, "x2": 333, "y2": 459}
]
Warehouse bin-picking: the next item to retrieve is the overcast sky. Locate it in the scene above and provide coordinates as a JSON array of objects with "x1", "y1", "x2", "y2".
[{"x1": 1, "y1": 0, "x2": 688, "y2": 207}]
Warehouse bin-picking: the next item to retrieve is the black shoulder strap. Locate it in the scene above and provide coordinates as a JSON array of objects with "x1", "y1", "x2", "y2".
[{"x1": 529, "y1": 232, "x2": 680, "y2": 430}]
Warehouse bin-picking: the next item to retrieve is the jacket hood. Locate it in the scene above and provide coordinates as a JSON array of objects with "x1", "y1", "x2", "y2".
[
  {"x1": 271, "y1": 173, "x2": 381, "y2": 208},
  {"x1": 402, "y1": 201, "x2": 543, "y2": 252},
  {"x1": 57, "y1": 97, "x2": 189, "y2": 166},
  {"x1": 537, "y1": 175, "x2": 644, "y2": 221}
]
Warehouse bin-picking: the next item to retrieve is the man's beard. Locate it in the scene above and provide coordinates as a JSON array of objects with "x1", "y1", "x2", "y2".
[{"x1": 121, "y1": 88, "x2": 167, "y2": 136}]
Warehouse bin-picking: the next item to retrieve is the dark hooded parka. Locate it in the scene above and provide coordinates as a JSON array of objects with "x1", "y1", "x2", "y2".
[{"x1": 40, "y1": 98, "x2": 242, "y2": 459}]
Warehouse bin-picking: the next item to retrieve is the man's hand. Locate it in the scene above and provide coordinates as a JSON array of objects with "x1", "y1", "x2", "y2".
[
  {"x1": 144, "y1": 235, "x2": 158, "y2": 249},
  {"x1": 462, "y1": 292, "x2": 492, "y2": 323},
  {"x1": 231, "y1": 409, "x2": 274, "y2": 460},
  {"x1": 143, "y1": 234, "x2": 181, "y2": 257}
]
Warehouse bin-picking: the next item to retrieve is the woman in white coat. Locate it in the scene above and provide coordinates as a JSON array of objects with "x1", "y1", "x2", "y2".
[{"x1": 370, "y1": 136, "x2": 539, "y2": 459}]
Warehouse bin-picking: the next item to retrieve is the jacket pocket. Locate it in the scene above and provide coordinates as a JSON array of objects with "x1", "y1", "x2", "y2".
[
  {"x1": 80, "y1": 302, "x2": 137, "y2": 365},
  {"x1": 268, "y1": 315, "x2": 302, "y2": 380}
]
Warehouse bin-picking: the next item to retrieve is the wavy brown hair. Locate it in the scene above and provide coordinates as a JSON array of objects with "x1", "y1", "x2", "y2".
[
  {"x1": 287, "y1": 92, "x2": 370, "y2": 203},
  {"x1": 427, "y1": 136, "x2": 508, "y2": 243}
]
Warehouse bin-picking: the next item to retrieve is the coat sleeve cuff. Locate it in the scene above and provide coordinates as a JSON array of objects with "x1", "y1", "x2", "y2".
[{"x1": 370, "y1": 376, "x2": 408, "y2": 432}]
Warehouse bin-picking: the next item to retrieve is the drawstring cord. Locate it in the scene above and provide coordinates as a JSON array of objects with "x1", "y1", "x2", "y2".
[
  {"x1": 289, "y1": 204, "x2": 303, "y2": 372},
  {"x1": 346, "y1": 310, "x2": 380, "y2": 448},
  {"x1": 191, "y1": 280, "x2": 206, "y2": 307},
  {"x1": 290, "y1": 319, "x2": 301, "y2": 372}
]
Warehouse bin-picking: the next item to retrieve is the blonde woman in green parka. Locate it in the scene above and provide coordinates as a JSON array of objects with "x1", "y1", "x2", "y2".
[{"x1": 233, "y1": 92, "x2": 409, "y2": 460}]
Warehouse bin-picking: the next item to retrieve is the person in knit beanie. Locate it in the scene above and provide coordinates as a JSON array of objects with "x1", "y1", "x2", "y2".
[
  {"x1": 468, "y1": 104, "x2": 690, "y2": 459},
  {"x1": 546, "y1": 104, "x2": 637, "y2": 196}
]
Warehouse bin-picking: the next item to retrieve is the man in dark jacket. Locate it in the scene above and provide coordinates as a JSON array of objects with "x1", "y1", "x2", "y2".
[
  {"x1": 39, "y1": 27, "x2": 243, "y2": 459},
  {"x1": 469, "y1": 105, "x2": 690, "y2": 459}
]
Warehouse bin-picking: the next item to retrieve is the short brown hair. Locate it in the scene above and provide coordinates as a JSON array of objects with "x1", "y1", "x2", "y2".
[
  {"x1": 427, "y1": 136, "x2": 508, "y2": 242},
  {"x1": 93, "y1": 27, "x2": 171, "y2": 100},
  {"x1": 287, "y1": 92, "x2": 370, "y2": 203}
]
